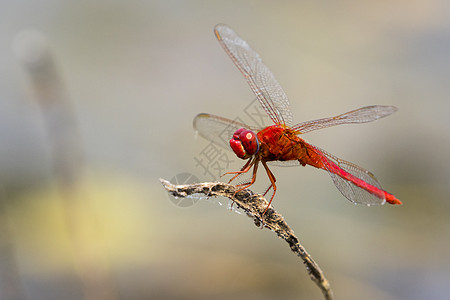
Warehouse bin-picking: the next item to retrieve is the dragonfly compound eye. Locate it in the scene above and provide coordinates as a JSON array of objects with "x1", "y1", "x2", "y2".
[
  {"x1": 229, "y1": 128, "x2": 259, "y2": 159},
  {"x1": 239, "y1": 129, "x2": 259, "y2": 156}
]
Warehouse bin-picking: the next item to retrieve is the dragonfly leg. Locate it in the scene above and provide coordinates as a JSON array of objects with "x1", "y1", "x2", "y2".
[
  {"x1": 263, "y1": 183, "x2": 273, "y2": 197},
  {"x1": 233, "y1": 158, "x2": 259, "y2": 192},
  {"x1": 222, "y1": 157, "x2": 254, "y2": 184},
  {"x1": 261, "y1": 160, "x2": 277, "y2": 215},
  {"x1": 222, "y1": 158, "x2": 258, "y2": 212}
]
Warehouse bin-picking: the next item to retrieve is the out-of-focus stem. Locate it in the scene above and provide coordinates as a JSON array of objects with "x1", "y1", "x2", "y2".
[{"x1": 14, "y1": 30, "x2": 117, "y2": 300}]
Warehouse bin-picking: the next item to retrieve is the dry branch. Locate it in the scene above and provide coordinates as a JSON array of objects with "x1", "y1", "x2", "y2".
[{"x1": 159, "y1": 178, "x2": 334, "y2": 300}]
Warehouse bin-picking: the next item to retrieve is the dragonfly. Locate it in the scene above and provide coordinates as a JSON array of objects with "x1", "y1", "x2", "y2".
[{"x1": 194, "y1": 24, "x2": 401, "y2": 212}]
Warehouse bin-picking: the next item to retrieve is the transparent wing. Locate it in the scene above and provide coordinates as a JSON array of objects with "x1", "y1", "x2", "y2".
[
  {"x1": 313, "y1": 146, "x2": 386, "y2": 205},
  {"x1": 268, "y1": 160, "x2": 301, "y2": 167},
  {"x1": 214, "y1": 24, "x2": 293, "y2": 127},
  {"x1": 193, "y1": 113, "x2": 257, "y2": 150},
  {"x1": 291, "y1": 106, "x2": 397, "y2": 134}
]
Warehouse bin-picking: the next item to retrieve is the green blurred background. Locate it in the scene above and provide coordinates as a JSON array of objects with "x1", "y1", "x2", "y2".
[{"x1": 1, "y1": 1, "x2": 449, "y2": 299}]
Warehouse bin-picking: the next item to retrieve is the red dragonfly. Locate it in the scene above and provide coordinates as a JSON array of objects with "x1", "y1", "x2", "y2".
[{"x1": 194, "y1": 24, "x2": 401, "y2": 211}]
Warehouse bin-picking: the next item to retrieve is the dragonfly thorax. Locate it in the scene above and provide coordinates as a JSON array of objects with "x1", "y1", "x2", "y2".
[{"x1": 229, "y1": 128, "x2": 260, "y2": 159}]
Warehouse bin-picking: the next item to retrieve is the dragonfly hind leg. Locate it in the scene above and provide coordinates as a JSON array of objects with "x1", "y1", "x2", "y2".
[{"x1": 261, "y1": 160, "x2": 277, "y2": 215}]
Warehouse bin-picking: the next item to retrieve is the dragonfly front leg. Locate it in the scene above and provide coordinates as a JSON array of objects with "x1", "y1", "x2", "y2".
[
  {"x1": 237, "y1": 158, "x2": 259, "y2": 187},
  {"x1": 226, "y1": 158, "x2": 259, "y2": 212},
  {"x1": 233, "y1": 158, "x2": 259, "y2": 193},
  {"x1": 222, "y1": 157, "x2": 254, "y2": 184}
]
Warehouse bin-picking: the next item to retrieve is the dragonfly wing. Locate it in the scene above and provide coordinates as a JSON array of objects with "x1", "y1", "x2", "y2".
[
  {"x1": 267, "y1": 160, "x2": 301, "y2": 167},
  {"x1": 291, "y1": 105, "x2": 397, "y2": 134},
  {"x1": 193, "y1": 113, "x2": 256, "y2": 150},
  {"x1": 313, "y1": 146, "x2": 386, "y2": 205},
  {"x1": 214, "y1": 24, "x2": 293, "y2": 127}
]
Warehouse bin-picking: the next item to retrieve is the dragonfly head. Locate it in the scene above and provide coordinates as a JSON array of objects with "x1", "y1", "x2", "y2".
[{"x1": 229, "y1": 128, "x2": 260, "y2": 159}]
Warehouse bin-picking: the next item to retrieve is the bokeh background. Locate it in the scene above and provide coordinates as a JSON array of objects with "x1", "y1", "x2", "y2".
[{"x1": 1, "y1": 1, "x2": 449, "y2": 299}]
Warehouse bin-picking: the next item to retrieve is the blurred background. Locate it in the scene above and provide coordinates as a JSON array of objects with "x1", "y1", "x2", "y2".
[{"x1": 1, "y1": 1, "x2": 449, "y2": 299}]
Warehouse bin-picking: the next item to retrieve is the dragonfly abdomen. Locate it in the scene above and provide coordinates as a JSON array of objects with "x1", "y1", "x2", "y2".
[{"x1": 321, "y1": 156, "x2": 401, "y2": 205}]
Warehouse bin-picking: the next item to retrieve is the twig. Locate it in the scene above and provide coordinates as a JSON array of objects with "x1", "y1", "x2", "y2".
[{"x1": 159, "y1": 179, "x2": 334, "y2": 300}]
